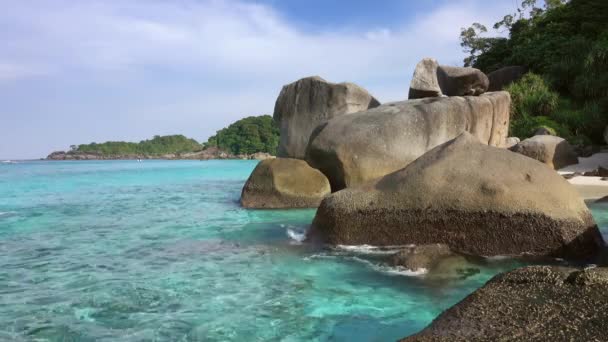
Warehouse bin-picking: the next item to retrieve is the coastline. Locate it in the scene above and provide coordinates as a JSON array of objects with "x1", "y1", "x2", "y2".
[
  {"x1": 560, "y1": 152, "x2": 608, "y2": 201},
  {"x1": 44, "y1": 149, "x2": 275, "y2": 161}
]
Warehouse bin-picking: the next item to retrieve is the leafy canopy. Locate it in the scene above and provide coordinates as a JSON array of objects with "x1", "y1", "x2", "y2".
[
  {"x1": 204, "y1": 115, "x2": 279, "y2": 155},
  {"x1": 461, "y1": 0, "x2": 608, "y2": 144},
  {"x1": 75, "y1": 135, "x2": 203, "y2": 156}
]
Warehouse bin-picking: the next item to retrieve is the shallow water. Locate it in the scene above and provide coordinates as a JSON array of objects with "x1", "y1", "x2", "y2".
[{"x1": 0, "y1": 160, "x2": 605, "y2": 341}]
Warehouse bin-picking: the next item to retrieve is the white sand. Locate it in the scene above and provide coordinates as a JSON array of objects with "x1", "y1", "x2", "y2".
[{"x1": 558, "y1": 152, "x2": 608, "y2": 200}]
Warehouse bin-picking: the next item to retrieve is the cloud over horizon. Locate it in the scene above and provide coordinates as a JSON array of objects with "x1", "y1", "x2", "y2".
[{"x1": 0, "y1": 0, "x2": 514, "y2": 159}]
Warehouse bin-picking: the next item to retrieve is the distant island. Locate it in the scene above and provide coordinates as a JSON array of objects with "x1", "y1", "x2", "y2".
[{"x1": 46, "y1": 115, "x2": 278, "y2": 160}]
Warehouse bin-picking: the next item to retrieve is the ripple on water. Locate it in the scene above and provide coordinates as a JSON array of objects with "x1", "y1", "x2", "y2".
[{"x1": 0, "y1": 160, "x2": 604, "y2": 341}]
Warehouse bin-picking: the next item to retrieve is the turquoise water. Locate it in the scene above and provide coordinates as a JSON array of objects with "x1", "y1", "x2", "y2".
[{"x1": 0, "y1": 160, "x2": 606, "y2": 341}]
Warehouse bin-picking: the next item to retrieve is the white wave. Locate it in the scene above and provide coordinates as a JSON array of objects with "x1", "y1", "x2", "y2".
[
  {"x1": 305, "y1": 253, "x2": 427, "y2": 277},
  {"x1": 286, "y1": 227, "x2": 307, "y2": 244},
  {"x1": 483, "y1": 255, "x2": 512, "y2": 261},
  {"x1": 0, "y1": 211, "x2": 16, "y2": 217},
  {"x1": 1, "y1": 160, "x2": 17, "y2": 164},
  {"x1": 334, "y1": 244, "x2": 413, "y2": 255},
  {"x1": 380, "y1": 265, "x2": 428, "y2": 276}
]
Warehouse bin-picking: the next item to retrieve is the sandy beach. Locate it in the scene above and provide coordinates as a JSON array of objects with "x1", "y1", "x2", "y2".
[{"x1": 559, "y1": 152, "x2": 608, "y2": 201}]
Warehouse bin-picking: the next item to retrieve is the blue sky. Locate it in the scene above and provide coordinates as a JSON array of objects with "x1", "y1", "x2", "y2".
[{"x1": 0, "y1": 0, "x2": 516, "y2": 159}]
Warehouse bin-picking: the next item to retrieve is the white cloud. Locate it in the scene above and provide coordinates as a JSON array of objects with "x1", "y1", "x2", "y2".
[
  {"x1": 0, "y1": 0, "x2": 515, "y2": 158},
  {"x1": 1, "y1": 0, "x2": 512, "y2": 93},
  {"x1": 0, "y1": 62, "x2": 51, "y2": 81}
]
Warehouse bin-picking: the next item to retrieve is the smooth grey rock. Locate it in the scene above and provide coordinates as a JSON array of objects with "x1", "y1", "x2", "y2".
[
  {"x1": 273, "y1": 76, "x2": 379, "y2": 159},
  {"x1": 510, "y1": 135, "x2": 578, "y2": 170},
  {"x1": 487, "y1": 65, "x2": 528, "y2": 91},
  {"x1": 437, "y1": 65, "x2": 489, "y2": 96},
  {"x1": 408, "y1": 58, "x2": 442, "y2": 99},
  {"x1": 306, "y1": 92, "x2": 510, "y2": 190},
  {"x1": 309, "y1": 132, "x2": 604, "y2": 260}
]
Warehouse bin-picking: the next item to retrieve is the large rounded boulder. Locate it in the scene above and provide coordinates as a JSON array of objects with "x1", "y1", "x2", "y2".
[
  {"x1": 273, "y1": 76, "x2": 379, "y2": 159},
  {"x1": 402, "y1": 266, "x2": 608, "y2": 341},
  {"x1": 306, "y1": 92, "x2": 510, "y2": 191},
  {"x1": 241, "y1": 158, "x2": 330, "y2": 209},
  {"x1": 309, "y1": 132, "x2": 603, "y2": 260},
  {"x1": 487, "y1": 65, "x2": 528, "y2": 91},
  {"x1": 437, "y1": 65, "x2": 489, "y2": 96},
  {"x1": 510, "y1": 135, "x2": 578, "y2": 170}
]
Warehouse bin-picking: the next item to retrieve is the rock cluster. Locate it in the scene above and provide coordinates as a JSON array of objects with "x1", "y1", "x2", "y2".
[
  {"x1": 408, "y1": 58, "x2": 490, "y2": 99},
  {"x1": 306, "y1": 92, "x2": 510, "y2": 190},
  {"x1": 236, "y1": 58, "x2": 605, "y2": 339},
  {"x1": 309, "y1": 132, "x2": 603, "y2": 260}
]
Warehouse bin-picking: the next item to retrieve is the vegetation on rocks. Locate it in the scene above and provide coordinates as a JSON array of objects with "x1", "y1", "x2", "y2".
[
  {"x1": 461, "y1": 0, "x2": 608, "y2": 144},
  {"x1": 204, "y1": 115, "x2": 279, "y2": 155}
]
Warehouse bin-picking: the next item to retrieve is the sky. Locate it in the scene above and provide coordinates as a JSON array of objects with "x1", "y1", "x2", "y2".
[{"x1": 0, "y1": 0, "x2": 518, "y2": 159}]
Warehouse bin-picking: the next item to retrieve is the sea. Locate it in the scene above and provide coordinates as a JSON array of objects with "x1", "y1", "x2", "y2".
[{"x1": 1, "y1": 160, "x2": 607, "y2": 341}]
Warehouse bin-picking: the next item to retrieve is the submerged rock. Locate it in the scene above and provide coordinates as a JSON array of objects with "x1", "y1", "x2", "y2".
[
  {"x1": 306, "y1": 92, "x2": 510, "y2": 190},
  {"x1": 408, "y1": 58, "x2": 442, "y2": 99},
  {"x1": 402, "y1": 266, "x2": 608, "y2": 341},
  {"x1": 392, "y1": 244, "x2": 453, "y2": 271},
  {"x1": 241, "y1": 158, "x2": 330, "y2": 208},
  {"x1": 510, "y1": 135, "x2": 578, "y2": 170},
  {"x1": 437, "y1": 65, "x2": 489, "y2": 96},
  {"x1": 309, "y1": 132, "x2": 604, "y2": 260},
  {"x1": 273, "y1": 76, "x2": 379, "y2": 159}
]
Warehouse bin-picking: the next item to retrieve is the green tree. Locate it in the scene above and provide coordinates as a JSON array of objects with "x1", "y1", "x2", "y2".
[
  {"x1": 204, "y1": 115, "x2": 279, "y2": 155},
  {"x1": 75, "y1": 135, "x2": 202, "y2": 156},
  {"x1": 461, "y1": 0, "x2": 608, "y2": 144}
]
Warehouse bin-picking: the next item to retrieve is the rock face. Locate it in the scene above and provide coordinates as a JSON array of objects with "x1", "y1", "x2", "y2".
[
  {"x1": 306, "y1": 92, "x2": 510, "y2": 190},
  {"x1": 240, "y1": 158, "x2": 330, "y2": 209},
  {"x1": 510, "y1": 135, "x2": 578, "y2": 170},
  {"x1": 487, "y1": 65, "x2": 528, "y2": 91},
  {"x1": 273, "y1": 76, "x2": 380, "y2": 159},
  {"x1": 437, "y1": 65, "x2": 489, "y2": 96},
  {"x1": 402, "y1": 266, "x2": 608, "y2": 341},
  {"x1": 309, "y1": 132, "x2": 604, "y2": 260},
  {"x1": 408, "y1": 58, "x2": 442, "y2": 99}
]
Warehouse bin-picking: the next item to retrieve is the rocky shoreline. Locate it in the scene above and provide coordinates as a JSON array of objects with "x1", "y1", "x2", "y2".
[
  {"x1": 239, "y1": 59, "x2": 608, "y2": 340},
  {"x1": 46, "y1": 147, "x2": 274, "y2": 161}
]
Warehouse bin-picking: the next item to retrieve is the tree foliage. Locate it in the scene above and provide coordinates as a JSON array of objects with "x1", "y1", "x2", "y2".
[
  {"x1": 204, "y1": 115, "x2": 279, "y2": 155},
  {"x1": 76, "y1": 135, "x2": 202, "y2": 156},
  {"x1": 461, "y1": 0, "x2": 608, "y2": 144}
]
